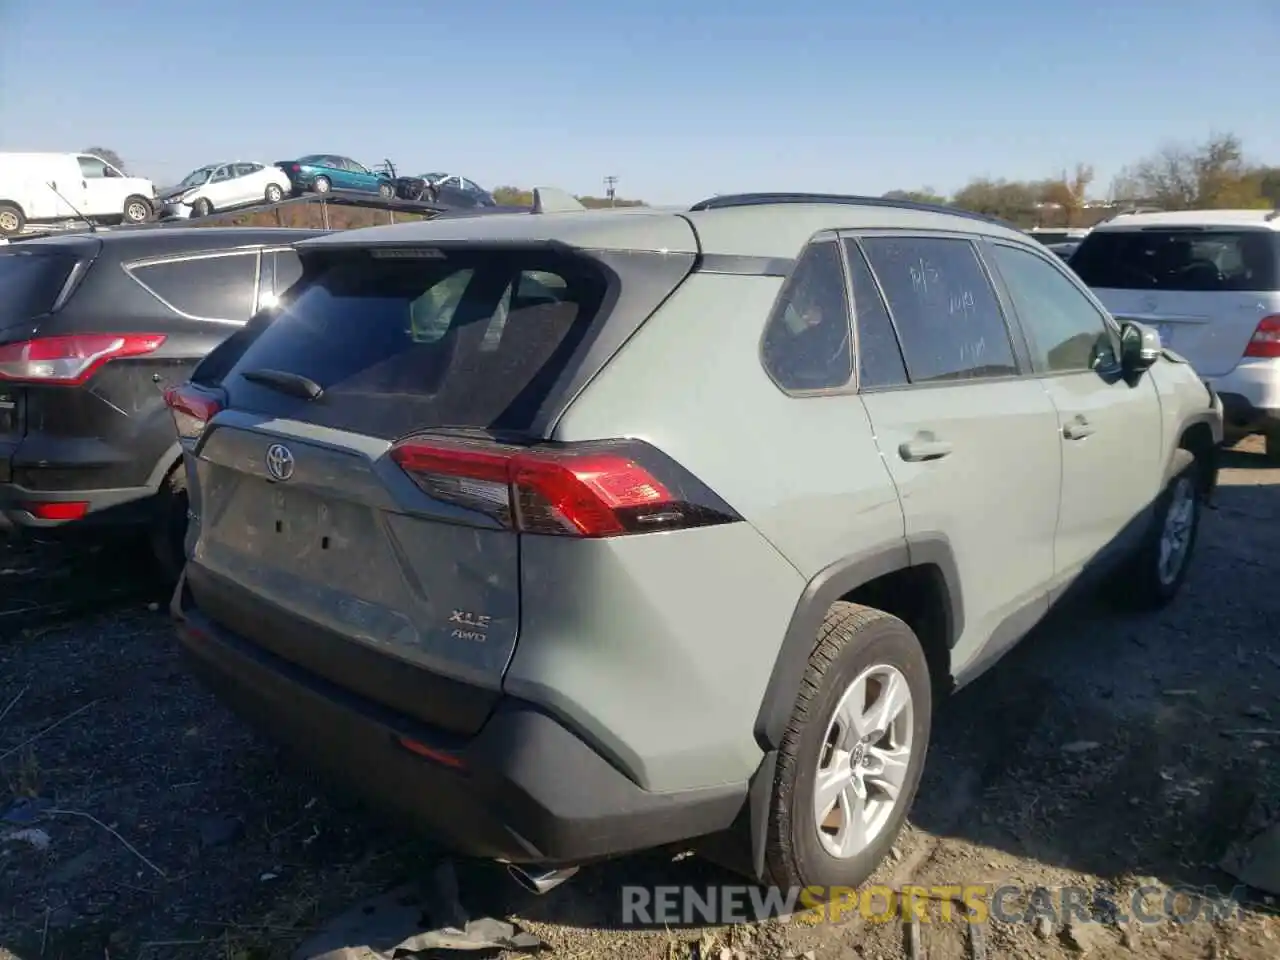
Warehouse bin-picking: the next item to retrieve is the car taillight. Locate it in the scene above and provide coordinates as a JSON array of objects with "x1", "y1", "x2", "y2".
[
  {"x1": 163, "y1": 383, "x2": 224, "y2": 440},
  {"x1": 291, "y1": 164, "x2": 300, "y2": 172},
  {"x1": 389, "y1": 437, "x2": 741, "y2": 538},
  {"x1": 0, "y1": 334, "x2": 166, "y2": 385},
  {"x1": 1245, "y1": 315, "x2": 1280, "y2": 359}
]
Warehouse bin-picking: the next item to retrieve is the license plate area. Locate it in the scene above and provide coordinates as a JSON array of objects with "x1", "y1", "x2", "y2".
[{"x1": 258, "y1": 482, "x2": 357, "y2": 576}]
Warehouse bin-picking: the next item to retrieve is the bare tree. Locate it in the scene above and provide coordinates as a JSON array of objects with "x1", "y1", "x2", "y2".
[{"x1": 1115, "y1": 133, "x2": 1266, "y2": 210}]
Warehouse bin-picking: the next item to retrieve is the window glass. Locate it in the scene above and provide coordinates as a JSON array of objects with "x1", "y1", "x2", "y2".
[
  {"x1": 210, "y1": 166, "x2": 232, "y2": 183},
  {"x1": 0, "y1": 251, "x2": 78, "y2": 329},
  {"x1": 989, "y1": 244, "x2": 1118, "y2": 373},
  {"x1": 77, "y1": 156, "x2": 110, "y2": 178},
  {"x1": 860, "y1": 236, "x2": 1017, "y2": 383},
  {"x1": 270, "y1": 250, "x2": 303, "y2": 296},
  {"x1": 130, "y1": 252, "x2": 259, "y2": 321},
  {"x1": 222, "y1": 251, "x2": 609, "y2": 439},
  {"x1": 843, "y1": 240, "x2": 908, "y2": 389},
  {"x1": 1071, "y1": 229, "x2": 1280, "y2": 292},
  {"x1": 760, "y1": 241, "x2": 853, "y2": 391}
]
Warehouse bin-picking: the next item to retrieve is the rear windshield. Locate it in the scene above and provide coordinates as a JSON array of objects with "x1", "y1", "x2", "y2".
[
  {"x1": 0, "y1": 250, "x2": 79, "y2": 329},
  {"x1": 1071, "y1": 228, "x2": 1280, "y2": 292},
  {"x1": 223, "y1": 248, "x2": 610, "y2": 439}
]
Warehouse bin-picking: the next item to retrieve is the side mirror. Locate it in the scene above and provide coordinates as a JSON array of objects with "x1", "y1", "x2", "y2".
[{"x1": 1120, "y1": 321, "x2": 1161, "y2": 374}]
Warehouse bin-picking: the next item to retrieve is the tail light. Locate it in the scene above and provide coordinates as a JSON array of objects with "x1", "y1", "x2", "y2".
[
  {"x1": 1245, "y1": 315, "x2": 1280, "y2": 358},
  {"x1": 389, "y1": 436, "x2": 741, "y2": 538},
  {"x1": 0, "y1": 334, "x2": 165, "y2": 385},
  {"x1": 163, "y1": 383, "x2": 224, "y2": 440}
]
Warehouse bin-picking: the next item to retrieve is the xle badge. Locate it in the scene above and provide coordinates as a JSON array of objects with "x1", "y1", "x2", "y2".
[{"x1": 449, "y1": 609, "x2": 491, "y2": 643}]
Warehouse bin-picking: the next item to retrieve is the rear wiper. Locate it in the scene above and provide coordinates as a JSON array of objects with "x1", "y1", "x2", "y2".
[{"x1": 240, "y1": 368, "x2": 324, "y2": 400}]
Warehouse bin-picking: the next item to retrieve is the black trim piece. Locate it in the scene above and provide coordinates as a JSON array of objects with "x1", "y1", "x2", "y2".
[
  {"x1": 753, "y1": 536, "x2": 965, "y2": 752},
  {"x1": 748, "y1": 749, "x2": 778, "y2": 880},
  {"x1": 694, "y1": 254, "x2": 794, "y2": 277},
  {"x1": 688, "y1": 193, "x2": 1019, "y2": 231}
]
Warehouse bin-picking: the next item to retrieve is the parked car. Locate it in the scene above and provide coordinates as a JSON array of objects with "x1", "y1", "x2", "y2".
[
  {"x1": 394, "y1": 171, "x2": 497, "y2": 209},
  {"x1": 1071, "y1": 209, "x2": 1280, "y2": 459},
  {"x1": 0, "y1": 152, "x2": 158, "y2": 236},
  {"x1": 1046, "y1": 240, "x2": 1081, "y2": 261},
  {"x1": 275, "y1": 155, "x2": 395, "y2": 199},
  {"x1": 0, "y1": 226, "x2": 324, "y2": 579},
  {"x1": 167, "y1": 193, "x2": 1221, "y2": 898},
  {"x1": 160, "y1": 162, "x2": 293, "y2": 219}
]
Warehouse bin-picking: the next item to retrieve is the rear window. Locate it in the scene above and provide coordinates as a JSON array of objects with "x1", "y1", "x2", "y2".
[
  {"x1": 1071, "y1": 229, "x2": 1280, "y2": 292},
  {"x1": 0, "y1": 251, "x2": 79, "y2": 328},
  {"x1": 223, "y1": 248, "x2": 609, "y2": 439}
]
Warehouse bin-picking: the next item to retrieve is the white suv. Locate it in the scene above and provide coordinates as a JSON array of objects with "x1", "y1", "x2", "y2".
[{"x1": 1072, "y1": 209, "x2": 1280, "y2": 458}]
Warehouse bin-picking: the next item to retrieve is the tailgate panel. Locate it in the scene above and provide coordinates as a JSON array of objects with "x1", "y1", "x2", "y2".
[{"x1": 187, "y1": 418, "x2": 519, "y2": 734}]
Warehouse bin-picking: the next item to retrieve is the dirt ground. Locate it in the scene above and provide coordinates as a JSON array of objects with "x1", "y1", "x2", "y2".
[{"x1": 2, "y1": 438, "x2": 1279, "y2": 959}]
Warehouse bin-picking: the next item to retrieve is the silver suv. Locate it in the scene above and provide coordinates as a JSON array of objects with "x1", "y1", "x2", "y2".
[{"x1": 166, "y1": 193, "x2": 1223, "y2": 897}]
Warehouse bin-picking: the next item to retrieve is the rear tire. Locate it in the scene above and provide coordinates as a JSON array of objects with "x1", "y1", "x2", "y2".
[
  {"x1": 123, "y1": 195, "x2": 152, "y2": 224},
  {"x1": 0, "y1": 202, "x2": 25, "y2": 236},
  {"x1": 377, "y1": 182, "x2": 394, "y2": 200},
  {"x1": 764, "y1": 602, "x2": 931, "y2": 897},
  {"x1": 149, "y1": 463, "x2": 189, "y2": 586},
  {"x1": 264, "y1": 183, "x2": 284, "y2": 204},
  {"x1": 313, "y1": 176, "x2": 331, "y2": 195}
]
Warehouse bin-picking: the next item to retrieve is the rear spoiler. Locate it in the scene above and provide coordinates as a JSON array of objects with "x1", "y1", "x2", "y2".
[{"x1": 531, "y1": 187, "x2": 586, "y2": 214}]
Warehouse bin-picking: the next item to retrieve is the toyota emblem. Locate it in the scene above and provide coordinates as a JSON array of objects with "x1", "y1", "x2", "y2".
[{"x1": 265, "y1": 443, "x2": 295, "y2": 482}]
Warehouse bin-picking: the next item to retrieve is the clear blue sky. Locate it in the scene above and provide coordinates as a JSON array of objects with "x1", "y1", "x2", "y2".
[{"x1": 1, "y1": 0, "x2": 1277, "y2": 204}]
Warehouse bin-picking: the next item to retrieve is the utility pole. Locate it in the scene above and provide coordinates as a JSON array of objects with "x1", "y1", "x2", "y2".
[{"x1": 604, "y1": 175, "x2": 617, "y2": 207}]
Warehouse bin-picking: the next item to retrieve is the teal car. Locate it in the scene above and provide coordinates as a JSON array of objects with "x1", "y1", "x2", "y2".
[{"x1": 274, "y1": 154, "x2": 396, "y2": 198}]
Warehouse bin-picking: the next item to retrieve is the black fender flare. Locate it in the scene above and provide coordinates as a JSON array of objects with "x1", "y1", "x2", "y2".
[{"x1": 743, "y1": 534, "x2": 963, "y2": 880}]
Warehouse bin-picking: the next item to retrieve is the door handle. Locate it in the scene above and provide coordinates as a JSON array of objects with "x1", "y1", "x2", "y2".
[
  {"x1": 899, "y1": 437, "x2": 953, "y2": 462},
  {"x1": 1063, "y1": 416, "x2": 1095, "y2": 440}
]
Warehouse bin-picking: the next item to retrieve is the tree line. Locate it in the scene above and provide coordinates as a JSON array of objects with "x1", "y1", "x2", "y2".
[{"x1": 884, "y1": 132, "x2": 1279, "y2": 228}]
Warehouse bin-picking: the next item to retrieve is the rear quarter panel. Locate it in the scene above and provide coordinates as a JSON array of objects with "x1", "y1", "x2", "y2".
[{"x1": 504, "y1": 272, "x2": 905, "y2": 792}]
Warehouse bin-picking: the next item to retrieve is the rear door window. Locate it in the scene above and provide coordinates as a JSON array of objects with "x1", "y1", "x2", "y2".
[
  {"x1": 0, "y1": 250, "x2": 79, "y2": 331},
  {"x1": 860, "y1": 235, "x2": 1018, "y2": 383},
  {"x1": 759, "y1": 240, "x2": 854, "y2": 392},
  {"x1": 222, "y1": 248, "x2": 610, "y2": 439},
  {"x1": 843, "y1": 239, "x2": 908, "y2": 389},
  {"x1": 1071, "y1": 229, "x2": 1280, "y2": 292},
  {"x1": 129, "y1": 251, "x2": 260, "y2": 321}
]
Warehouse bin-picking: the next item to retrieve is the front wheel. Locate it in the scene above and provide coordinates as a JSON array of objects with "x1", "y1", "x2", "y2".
[
  {"x1": 313, "y1": 176, "x2": 331, "y2": 195},
  {"x1": 149, "y1": 463, "x2": 189, "y2": 586},
  {"x1": 123, "y1": 195, "x2": 152, "y2": 224},
  {"x1": 191, "y1": 197, "x2": 213, "y2": 218},
  {"x1": 264, "y1": 183, "x2": 285, "y2": 204},
  {"x1": 765, "y1": 603, "x2": 931, "y2": 895},
  {"x1": 1124, "y1": 458, "x2": 1202, "y2": 609}
]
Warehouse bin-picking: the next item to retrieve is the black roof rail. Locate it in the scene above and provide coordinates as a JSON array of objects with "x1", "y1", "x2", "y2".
[{"x1": 687, "y1": 192, "x2": 1018, "y2": 229}]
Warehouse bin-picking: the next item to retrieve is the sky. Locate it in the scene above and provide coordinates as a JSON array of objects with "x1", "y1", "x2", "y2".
[{"x1": 1, "y1": 0, "x2": 1277, "y2": 205}]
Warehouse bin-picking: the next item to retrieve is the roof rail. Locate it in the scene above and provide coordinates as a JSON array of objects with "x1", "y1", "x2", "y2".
[{"x1": 687, "y1": 192, "x2": 1017, "y2": 229}]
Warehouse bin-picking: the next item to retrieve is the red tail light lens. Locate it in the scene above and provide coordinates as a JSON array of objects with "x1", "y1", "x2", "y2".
[
  {"x1": 22, "y1": 501, "x2": 88, "y2": 521},
  {"x1": 1245, "y1": 315, "x2": 1280, "y2": 359},
  {"x1": 163, "y1": 383, "x2": 224, "y2": 439},
  {"x1": 0, "y1": 334, "x2": 166, "y2": 385},
  {"x1": 389, "y1": 437, "x2": 740, "y2": 538}
]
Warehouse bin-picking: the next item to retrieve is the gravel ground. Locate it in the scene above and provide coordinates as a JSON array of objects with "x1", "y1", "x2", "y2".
[{"x1": 2, "y1": 439, "x2": 1279, "y2": 959}]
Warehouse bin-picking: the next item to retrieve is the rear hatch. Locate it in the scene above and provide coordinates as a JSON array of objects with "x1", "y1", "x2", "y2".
[
  {"x1": 1072, "y1": 226, "x2": 1280, "y2": 377},
  {"x1": 0, "y1": 243, "x2": 98, "y2": 467},
  {"x1": 180, "y1": 240, "x2": 696, "y2": 735}
]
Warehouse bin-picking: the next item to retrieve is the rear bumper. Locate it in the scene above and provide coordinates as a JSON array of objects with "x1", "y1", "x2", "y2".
[
  {"x1": 1207, "y1": 359, "x2": 1280, "y2": 434},
  {"x1": 0, "y1": 480, "x2": 156, "y2": 534},
  {"x1": 171, "y1": 576, "x2": 746, "y2": 866}
]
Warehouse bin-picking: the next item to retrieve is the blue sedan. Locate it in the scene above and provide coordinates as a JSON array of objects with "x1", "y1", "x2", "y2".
[{"x1": 275, "y1": 154, "x2": 395, "y2": 198}]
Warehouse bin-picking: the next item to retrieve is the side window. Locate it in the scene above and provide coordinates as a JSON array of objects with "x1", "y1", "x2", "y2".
[
  {"x1": 271, "y1": 250, "x2": 304, "y2": 297},
  {"x1": 210, "y1": 166, "x2": 232, "y2": 183},
  {"x1": 760, "y1": 241, "x2": 853, "y2": 392},
  {"x1": 843, "y1": 240, "x2": 908, "y2": 389},
  {"x1": 77, "y1": 155, "x2": 109, "y2": 178},
  {"x1": 860, "y1": 236, "x2": 1018, "y2": 383},
  {"x1": 130, "y1": 252, "x2": 260, "y2": 321},
  {"x1": 989, "y1": 243, "x2": 1119, "y2": 373}
]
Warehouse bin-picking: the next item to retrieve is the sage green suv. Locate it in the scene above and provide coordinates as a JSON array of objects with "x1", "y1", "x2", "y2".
[{"x1": 169, "y1": 192, "x2": 1223, "y2": 899}]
